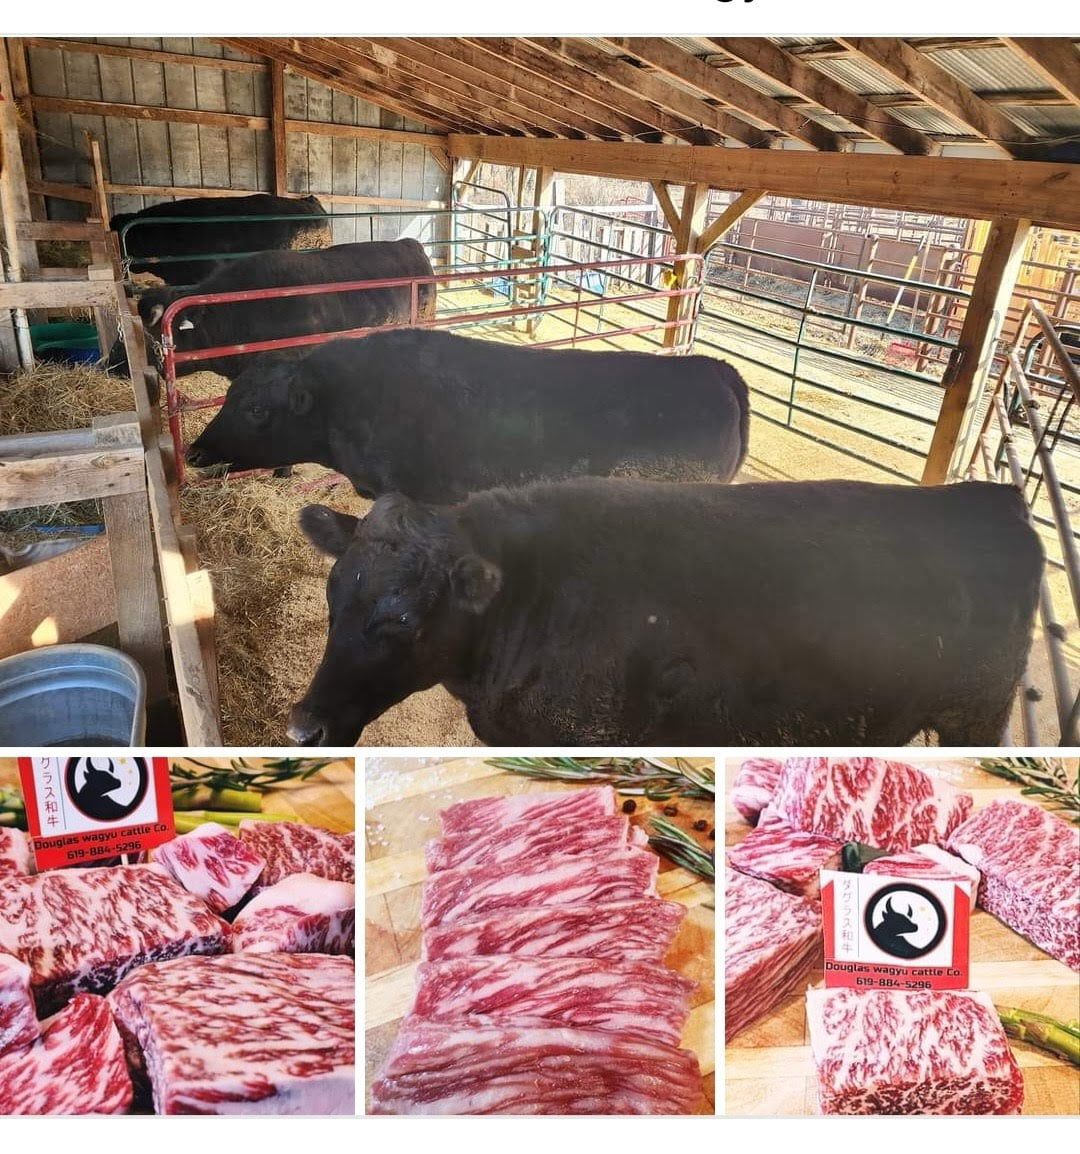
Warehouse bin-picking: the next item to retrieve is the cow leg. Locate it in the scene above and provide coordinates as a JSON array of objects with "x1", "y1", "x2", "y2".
[{"x1": 933, "y1": 693, "x2": 1015, "y2": 746}]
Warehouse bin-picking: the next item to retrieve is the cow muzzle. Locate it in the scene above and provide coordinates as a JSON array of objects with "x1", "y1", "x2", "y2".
[{"x1": 185, "y1": 444, "x2": 225, "y2": 470}]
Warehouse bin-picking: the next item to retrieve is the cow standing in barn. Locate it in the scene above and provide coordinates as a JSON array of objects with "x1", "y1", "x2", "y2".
[
  {"x1": 107, "y1": 238, "x2": 436, "y2": 379},
  {"x1": 185, "y1": 328, "x2": 751, "y2": 499},
  {"x1": 285, "y1": 477, "x2": 1042, "y2": 747}
]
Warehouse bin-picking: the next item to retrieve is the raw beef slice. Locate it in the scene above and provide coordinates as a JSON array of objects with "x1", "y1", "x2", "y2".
[
  {"x1": 947, "y1": 798, "x2": 1079, "y2": 970},
  {"x1": 231, "y1": 873, "x2": 355, "y2": 955},
  {"x1": 108, "y1": 952, "x2": 355, "y2": 1114},
  {"x1": 0, "y1": 864, "x2": 230, "y2": 1014},
  {"x1": 438, "y1": 784, "x2": 616, "y2": 839},
  {"x1": 806, "y1": 987, "x2": 1024, "y2": 1114},
  {"x1": 0, "y1": 827, "x2": 33, "y2": 880},
  {"x1": 369, "y1": 1017, "x2": 702, "y2": 1115},
  {"x1": 426, "y1": 812, "x2": 637, "y2": 873},
  {"x1": 769, "y1": 757, "x2": 972, "y2": 851},
  {"x1": 421, "y1": 846, "x2": 658, "y2": 928},
  {"x1": 0, "y1": 953, "x2": 37, "y2": 1056},
  {"x1": 731, "y1": 758, "x2": 783, "y2": 825},
  {"x1": 152, "y1": 822, "x2": 266, "y2": 913},
  {"x1": 863, "y1": 843, "x2": 981, "y2": 904},
  {"x1": 725, "y1": 867, "x2": 820, "y2": 1042},
  {"x1": 412, "y1": 956, "x2": 694, "y2": 1045},
  {"x1": 0, "y1": 993, "x2": 132, "y2": 1115},
  {"x1": 423, "y1": 899, "x2": 685, "y2": 963},
  {"x1": 238, "y1": 819, "x2": 354, "y2": 890},
  {"x1": 727, "y1": 809, "x2": 842, "y2": 900}
]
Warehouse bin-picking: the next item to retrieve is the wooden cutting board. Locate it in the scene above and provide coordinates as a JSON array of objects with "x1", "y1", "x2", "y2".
[
  {"x1": 364, "y1": 756, "x2": 716, "y2": 1114},
  {"x1": 0, "y1": 757, "x2": 355, "y2": 833},
  {"x1": 724, "y1": 757, "x2": 1080, "y2": 1116}
]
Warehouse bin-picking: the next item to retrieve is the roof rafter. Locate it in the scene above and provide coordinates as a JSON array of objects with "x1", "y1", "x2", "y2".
[
  {"x1": 459, "y1": 37, "x2": 710, "y2": 145},
  {"x1": 1001, "y1": 38, "x2": 1080, "y2": 107},
  {"x1": 600, "y1": 36, "x2": 845, "y2": 151},
  {"x1": 706, "y1": 37, "x2": 936, "y2": 155},
  {"x1": 524, "y1": 38, "x2": 775, "y2": 149},
  {"x1": 834, "y1": 37, "x2": 1032, "y2": 158}
]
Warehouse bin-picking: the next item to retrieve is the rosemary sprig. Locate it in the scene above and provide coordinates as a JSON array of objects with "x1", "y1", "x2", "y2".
[
  {"x1": 171, "y1": 757, "x2": 332, "y2": 794},
  {"x1": 486, "y1": 756, "x2": 714, "y2": 801},
  {"x1": 977, "y1": 757, "x2": 1080, "y2": 823},
  {"x1": 647, "y1": 816, "x2": 715, "y2": 882}
]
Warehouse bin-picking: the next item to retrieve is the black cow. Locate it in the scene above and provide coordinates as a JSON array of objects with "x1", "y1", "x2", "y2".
[
  {"x1": 108, "y1": 239, "x2": 436, "y2": 379},
  {"x1": 111, "y1": 192, "x2": 330, "y2": 286},
  {"x1": 186, "y1": 329, "x2": 751, "y2": 500},
  {"x1": 285, "y1": 478, "x2": 1042, "y2": 747}
]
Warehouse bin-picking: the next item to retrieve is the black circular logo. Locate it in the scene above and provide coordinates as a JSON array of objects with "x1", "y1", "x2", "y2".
[
  {"x1": 864, "y1": 882, "x2": 947, "y2": 960},
  {"x1": 65, "y1": 756, "x2": 149, "y2": 822}
]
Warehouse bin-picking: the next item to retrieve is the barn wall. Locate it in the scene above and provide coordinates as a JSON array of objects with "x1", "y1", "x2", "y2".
[{"x1": 24, "y1": 37, "x2": 448, "y2": 242}]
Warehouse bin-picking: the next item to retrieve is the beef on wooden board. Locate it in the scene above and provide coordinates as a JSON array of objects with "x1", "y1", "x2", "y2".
[
  {"x1": 725, "y1": 867, "x2": 821, "y2": 1042},
  {"x1": 369, "y1": 1017, "x2": 703, "y2": 1115},
  {"x1": 231, "y1": 873, "x2": 355, "y2": 956},
  {"x1": 726, "y1": 809, "x2": 842, "y2": 901},
  {"x1": 186, "y1": 329, "x2": 750, "y2": 500},
  {"x1": 438, "y1": 785, "x2": 616, "y2": 838},
  {"x1": 730, "y1": 758, "x2": 783, "y2": 825},
  {"x1": 420, "y1": 845, "x2": 659, "y2": 929},
  {"x1": 150, "y1": 822, "x2": 266, "y2": 913},
  {"x1": 237, "y1": 819, "x2": 355, "y2": 891},
  {"x1": 0, "y1": 994, "x2": 132, "y2": 1116},
  {"x1": 0, "y1": 865, "x2": 230, "y2": 1014},
  {"x1": 289, "y1": 478, "x2": 1041, "y2": 747},
  {"x1": 806, "y1": 987, "x2": 1024, "y2": 1115},
  {"x1": 947, "y1": 798, "x2": 1079, "y2": 970},
  {"x1": 411, "y1": 956, "x2": 694, "y2": 1046},
  {"x1": 108, "y1": 953, "x2": 355, "y2": 1115},
  {"x1": 421, "y1": 899, "x2": 686, "y2": 964},
  {"x1": 863, "y1": 843, "x2": 981, "y2": 904}
]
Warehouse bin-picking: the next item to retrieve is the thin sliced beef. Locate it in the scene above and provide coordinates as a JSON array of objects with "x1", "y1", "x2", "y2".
[
  {"x1": 0, "y1": 828, "x2": 33, "y2": 880},
  {"x1": 421, "y1": 846, "x2": 658, "y2": 929},
  {"x1": 422, "y1": 899, "x2": 685, "y2": 963},
  {"x1": 108, "y1": 953, "x2": 354, "y2": 1115},
  {"x1": 0, "y1": 864, "x2": 230, "y2": 1014},
  {"x1": 238, "y1": 819, "x2": 354, "y2": 890},
  {"x1": 151, "y1": 822, "x2": 266, "y2": 913},
  {"x1": 806, "y1": 987, "x2": 1024, "y2": 1114},
  {"x1": 0, "y1": 953, "x2": 37, "y2": 1056},
  {"x1": 769, "y1": 757, "x2": 972, "y2": 851},
  {"x1": 369, "y1": 1017, "x2": 702, "y2": 1115},
  {"x1": 947, "y1": 799, "x2": 1079, "y2": 970},
  {"x1": 726, "y1": 809, "x2": 842, "y2": 900},
  {"x1": 438, "y1": 785, "x2": 616, "y2": 839},
  {"x1": 725, "y1": 867, "x2": 820, "y2": 1042},
  {"x1": 863, "y1": 843, "x2": 981, "y2": 903},
  {"x1": 412, "y1": 956, "x2": 693, "y2": 1045},
  {"x1": 426, "y1": 813, "x2": 636, "y2": 874},
  {"x1": 231, "y1": 873, "x2": 355, "y2": 955},
  {"x1": 0, "y1": 993, "x2": 132, "y2": 1115},
  {"x1": 731, "y1": 758, "x2": 783, "y2": 825}
]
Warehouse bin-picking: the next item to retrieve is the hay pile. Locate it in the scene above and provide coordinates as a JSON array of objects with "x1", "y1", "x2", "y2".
[{"x1": 180, "y1": 471, "x2": 478, "y2": 747}]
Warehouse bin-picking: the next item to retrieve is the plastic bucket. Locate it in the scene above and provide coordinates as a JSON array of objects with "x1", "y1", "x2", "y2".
[{"x1": 0, "y1": 645, "x2": 146, "y2": 746}]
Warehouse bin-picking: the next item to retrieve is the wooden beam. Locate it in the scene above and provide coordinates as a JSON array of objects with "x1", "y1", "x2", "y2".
[
  {"x1": 30, "y1": 94, "x2": 269, "y2": 132},
  {"x1": 446, "y1": 136, "x2": 1080, "y2": 231},
  {"x1": 706, "y1": 37, "x2": 936, "y2": 156},
  {"x1": 5, "y1": 39, "x2": 46, "y2": 220},
  {"x1": 283, "y1": 120, "x2": 447, "y2": 148},
  {"x1": 0, "y1": 279, "x2": 118, "y2": 309},
  {"x1": 0, "y1": 44, "x2": 41, "y2": 280},
  {"x1": 696, "y1": 190, "x2": 767, "y2": 254},
  {"x1": 25, "y1": 37, "x2": 264, "y2": 73},
  {"x1": 835, "y1": 38, "x2": 1032, "y2": 158},
  {"x1": 460, "y1": 37, "x2": 702, "y2": 144},
  {"x1": 663, "y1": 182, "x2": 708, "y2": 349},
  {"x1": 526, "y1": 38, "x2": 774, "y2": 150},
  {"x1": 270, "y1": 59, "x2": 287, "y2": 197},
  {"x1": 0, "y1": 442, "x2": 144, "y2": 511},
  {"x1": 1001, "y1": 39, "x2": 1080, "y2": 106},
  {"x1": 392, "y1": 37, "x2": 657, "y2": 141},
  {"x1": 922, "y1": 217, "x2": 1032, "y2": 485},
  {"x1": 602, "y1": 37, "x2": 844, "y2": 151},
  {"x1": 650, "y1": 182, "x2": 681, "y2": 235},
  {"x1": 26, "y1": 178, "x2": 93, "y2": 203}
]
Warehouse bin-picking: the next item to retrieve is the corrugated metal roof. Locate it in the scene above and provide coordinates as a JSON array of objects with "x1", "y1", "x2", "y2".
[
  {"x1": 809, "y1": 55, "x2": 910, "y2": 97},
  {"x1": 924, "y1": 46, "x2": 1054, "y2": 94},
  {"x1": 721, "y1": 63, "x2": 799, "y2": 100},
  {"x1": 999, "y1": 103, "x2": 1080, "y2": 138},
  {"x1": 886, "y1": 105, "x2": 979, "y2": 136}
]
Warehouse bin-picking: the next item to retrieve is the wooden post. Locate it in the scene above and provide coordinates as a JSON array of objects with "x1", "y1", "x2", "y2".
[
  {"x1": 922, "y1": 216, "x2": 1032, "y2": 485},
  {"x1": 5, "y1": 39, "x2": 45, "y2": 221},
  {"x1": 270, "y1": 60, "x2": 287, "y2": 197},
  {"x1": 659, "y1": 183, "x2": 708, "y2": 349},
  {"x1": 83, "y1": 133, "x2": 121, "y2": 353},
  {"x1": 526, "y1": 166, "x2": 554, "y2": 337}
]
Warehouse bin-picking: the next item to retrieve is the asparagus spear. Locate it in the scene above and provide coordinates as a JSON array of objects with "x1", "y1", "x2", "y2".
[{"x1": 999, "y1": 1006, "x2": 1080, "y2": 1066}]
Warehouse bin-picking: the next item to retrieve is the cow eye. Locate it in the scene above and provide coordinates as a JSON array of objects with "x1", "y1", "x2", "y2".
[
  {"x1": 248, "y1": 405, "x2": 269, "y2": 422},
  {"x1": 397, "y1": 613, "x2": 410, "y2": 626}
]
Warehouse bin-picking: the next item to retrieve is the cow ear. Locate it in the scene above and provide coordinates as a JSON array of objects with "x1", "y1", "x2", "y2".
[
  {"x1": 289, "y1": 385, "x2": 314, "y2": 416},
  {"x1": 450, "y1": 554, "x2": 502, "y2": 614},
  {"x1": 138, "y1": 292, "x2": 168, "y2": 329},
  {"x1": 299, "y1": 504, "x2": 359, "y2": 557}
]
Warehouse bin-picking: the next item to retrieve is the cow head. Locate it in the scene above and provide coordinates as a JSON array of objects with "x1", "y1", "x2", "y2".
[
  {"x1": 186, "y1": 354, "x2": 327, "y2": 472},
  {"x1": 286, "y1": 495, "x2": 502, "y2": 746},
  {"x1": 137, "y1": 287, "x2": 204, "y2": 354}
]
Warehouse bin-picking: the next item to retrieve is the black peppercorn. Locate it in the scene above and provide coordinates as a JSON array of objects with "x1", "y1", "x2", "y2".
[
  {"x1": 663, "y1": 804, "x2": 678, "y2": 816},
  {"x1": 693, "y1": 819, "x2": 708, "y2": 831},
  {"x1": 621, "y1": 798, "x2": 636, "y2": 814}
]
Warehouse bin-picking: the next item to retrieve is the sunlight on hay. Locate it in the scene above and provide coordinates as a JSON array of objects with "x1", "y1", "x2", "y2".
[{"x1": 0, "y1": 362, "x2": 135, "y2": 437}]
